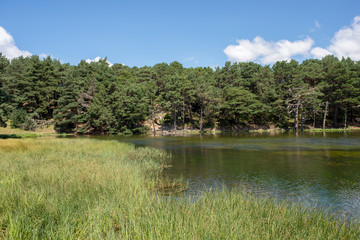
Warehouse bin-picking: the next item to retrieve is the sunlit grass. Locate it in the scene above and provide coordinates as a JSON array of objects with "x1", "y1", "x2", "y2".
[
  {"x1": 0, "y1": 125, "x2": 63, "y2": 139},
  {"x1": 0, "y1": 138, "x2": 359, "y2": 239},
  {"x1": 306, "y1": 128, "x2": 354, "y2": 132}
]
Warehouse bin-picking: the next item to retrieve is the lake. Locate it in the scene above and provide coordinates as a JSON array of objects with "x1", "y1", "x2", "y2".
[{"x1": 92, "y1": 131, "x2": 360, "y2": 219}]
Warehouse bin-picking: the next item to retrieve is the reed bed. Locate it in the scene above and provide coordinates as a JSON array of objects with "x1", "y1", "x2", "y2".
[{"x1": 0, "y1": 138, "x2": 359, "y2": 239}]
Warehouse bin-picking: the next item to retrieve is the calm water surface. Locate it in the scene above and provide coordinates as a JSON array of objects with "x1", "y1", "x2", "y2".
[{"x1": 96, "y1": 131, "x2": 360, "y2": 219}]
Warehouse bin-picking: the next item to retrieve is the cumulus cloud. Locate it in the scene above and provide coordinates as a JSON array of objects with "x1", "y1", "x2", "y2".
[
  {"x1": 0, "y1": 26, "x2": 31, "y2": 59},
  {"x1": 224, "y1": 16, "x2": 360, "y2": 64},
  {"x1": 312, "y1": 16, "x2": 360, "y2": 60},
  {"x1": 224, "y1": 36, "x2": 314, "y2": 64},
  {"x1": 85, "y1": 56, "x2": 113, "y2": 67},
  {"x1": 310, "y1": 47, "x2": 332, "y2": 59}
]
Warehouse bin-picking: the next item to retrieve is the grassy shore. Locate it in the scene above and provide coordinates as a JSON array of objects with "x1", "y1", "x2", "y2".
[
  {"x1": 150, "y1": 126, "x2": 359, "y2": 136},
  {"x1": 0, "y1": 138, "x2": 359, "y2": 239},
  {"x1": 0, "y1": 125, "x2": 62, "y2": 139},
  {"x1": 249, "y1": 127, "x2": 358, "y2": 133}
]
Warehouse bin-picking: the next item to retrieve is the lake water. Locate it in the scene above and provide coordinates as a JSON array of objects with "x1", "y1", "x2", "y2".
[{"x1": 93, "y1": 131, "x2": 360, "y2": 219}]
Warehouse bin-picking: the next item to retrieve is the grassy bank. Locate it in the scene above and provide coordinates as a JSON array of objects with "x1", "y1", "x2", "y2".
[
  {"x1": 151, "y1": 127, "x2": 359, "y2": 136},
  {"x1": 0, "y1": 125, "x2": 63, "y2": 139},
  {"x1": 249, "y1": 127, "x2": 359, "y2": 133},
  {"x1": 0, "y1": 138, "x2": 359, "y2": 239}
]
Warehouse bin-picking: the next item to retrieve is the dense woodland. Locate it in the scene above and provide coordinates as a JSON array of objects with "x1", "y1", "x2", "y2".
[{"x1": 0, "y1": 53, "x2": 359, "y2": 134}]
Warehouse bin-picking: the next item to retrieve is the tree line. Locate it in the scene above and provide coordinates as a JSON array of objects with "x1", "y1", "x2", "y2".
[{"x1": 0, "y1": 53, "x2": 359, "y2": 134}]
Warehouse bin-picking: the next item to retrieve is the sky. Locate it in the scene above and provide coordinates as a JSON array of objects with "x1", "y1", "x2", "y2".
[{"x1": 0, "y1": 0, "x2": 360, "y2": 67}]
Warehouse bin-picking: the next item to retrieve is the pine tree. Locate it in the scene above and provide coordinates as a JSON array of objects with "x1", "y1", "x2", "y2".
[
  {"x1": 0, "y1": 53, "x2": 10, "y2": 127},
  {"x1": 54, "y1": 66, "x2": 81, "y2": 133}
]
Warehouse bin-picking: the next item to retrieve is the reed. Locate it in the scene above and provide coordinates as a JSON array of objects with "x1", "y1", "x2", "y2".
[{"x1": 0, "y1": 138, "x2": 359, "y2": 239}]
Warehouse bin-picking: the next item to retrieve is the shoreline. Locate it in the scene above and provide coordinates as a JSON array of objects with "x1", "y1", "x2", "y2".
[
  {"x1": 1, "y1": 126, "x2": 359, "y2": 139},
  {"x1": 146, "y1": 126, "x2": 360, "y2": 136}
]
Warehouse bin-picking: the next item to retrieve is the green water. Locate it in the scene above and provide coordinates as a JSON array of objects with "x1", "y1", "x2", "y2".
[{"x1": 95, "y1": 131, "x2": 360, "y2": 219}]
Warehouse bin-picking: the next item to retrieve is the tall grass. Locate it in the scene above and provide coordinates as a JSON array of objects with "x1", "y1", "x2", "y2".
[{"x1": 0, "y1": 138, "x2": 359, "y2": 239}]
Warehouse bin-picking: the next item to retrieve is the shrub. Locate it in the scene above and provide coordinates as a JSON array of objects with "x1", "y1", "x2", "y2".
[{"x1": 9, "y1": 108, "x2": 27, "y2": 128}]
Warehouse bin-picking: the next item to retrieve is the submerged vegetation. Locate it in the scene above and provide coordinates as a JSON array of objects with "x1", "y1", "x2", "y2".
[
  {"x1": 0, "y1": 138, "x2": 359, "y2": 239},
  {"x1": 0, "y1": 53, "x2": 359, "y2": 135}
]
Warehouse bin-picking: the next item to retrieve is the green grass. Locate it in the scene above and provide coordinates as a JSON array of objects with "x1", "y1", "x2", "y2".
[
  {"x1": 305, "y1": 128, "x2": 355, "y2": 132},
  {"x1": 249, "y1": 129, "x2": 285, "y2": 133},
  {"x1": 0, "y1": 125, "x2": 67, "y2": 139},
  {"x1": 0, "y1": 138, "x2": 359, "y2": 239}
]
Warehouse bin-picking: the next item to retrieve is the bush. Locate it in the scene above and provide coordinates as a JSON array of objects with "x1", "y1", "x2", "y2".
[
  {"x1": 9, "y1": 108, "x2": 27, "y2": 128},
  {"x1": 22, "y1": 116, "x2": 37, "y2": 131}
]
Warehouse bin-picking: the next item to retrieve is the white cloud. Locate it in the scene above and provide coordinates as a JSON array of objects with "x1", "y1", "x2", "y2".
[
  {"x1": 224, "y1": 36, "x2": 314, "y2": 64},
  {"x1": 310, "y1": 47, "x2": 332, "y2": 59},
  {"x1": 311, "y1": 16, "x2": 360, "y2": 60},
  {"x1": 85, "y1": 56, "x2": 113, "y2": 67},
  {"x1": 310, "y1": 20, "x2": 321, "y2": 32},
  {"x1": 224, "y1": 16, "x2": 360, "y2": 64},
  {"x1": 0, "y1": 26, "x2": 31, "y2": 59},
  {"x1": 328, "y1": 16, "x2": 360, "y2": 60}
]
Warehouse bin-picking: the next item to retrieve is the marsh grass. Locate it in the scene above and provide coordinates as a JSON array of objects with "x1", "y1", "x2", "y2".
[
  {"x1": 0, "y1": 138, "x2": 359, "y2": 239},
  {"x1": 0, "y1": 126, "x2": 67, "y2": 139}
]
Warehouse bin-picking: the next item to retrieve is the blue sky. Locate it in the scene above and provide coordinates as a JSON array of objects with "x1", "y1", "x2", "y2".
[{"x1": 0, "y1": 0, "x2": 359, "y2": 67}]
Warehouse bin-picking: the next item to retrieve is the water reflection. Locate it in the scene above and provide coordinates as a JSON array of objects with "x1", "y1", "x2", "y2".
[{"x1": 91, "y1": 131, "x2": 360, "y2": 219}]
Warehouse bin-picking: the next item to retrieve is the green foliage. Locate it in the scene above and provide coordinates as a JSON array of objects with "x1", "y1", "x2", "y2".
[
  {"x1": 0, "y1": 54, "x2": 359, "y2": 133},
  {"x1": 193, "y1": 68, "x2": 220, "y2": 129},
  {"x1": 0, "y1": 53, "x2": 10, "y2": 127},
  {"x1": 0, "y1": 109, "x2": 7, "y2": 127},
  {"x1": 9, "y1": 108, "x2": 27, "y2": 128},
  {"x1": 54, "y1": 68, "x2": 80, "y2": 133},
  {"x1": 221, "y1": 86, "x2": 265, "y2": 125}
]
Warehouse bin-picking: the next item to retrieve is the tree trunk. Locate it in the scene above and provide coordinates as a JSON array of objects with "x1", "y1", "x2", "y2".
[
  {"x1": 333, "y1": 104, "x2": 338, "y2": 128},
  {"x1": 182, "y1": 100, "x2": 185, "y2": 129},
  {"x1": 173, "y1": 106, "x2": 177, "y2": 134},
  {"x1": 300, "y1": 109, "x2": 304, "y2": 132},
  {"x1": 344, "y1": 109, "x2": 347, "y2": 129},
  {"x1": 323, "y1": 101, "x2": 328, "y2": 129},
  {"x1": 294, "y1": 99, "x2": 300, "y2": 132},
  {"x1": 200, "y1": 105, "x2": 203, "y2": 132},
  {"x1": 75, "y1": 119, "x2": 78, "y2": 133},
  {"x1": 313, "y1": 113, "x2": 316, "y2": 129},
  {"x1": 151, "y1": 96, "x2": 156, "y2": 136},
  {"x1": 189, "y1": 105, "x2": 195, "y2": 127}
]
